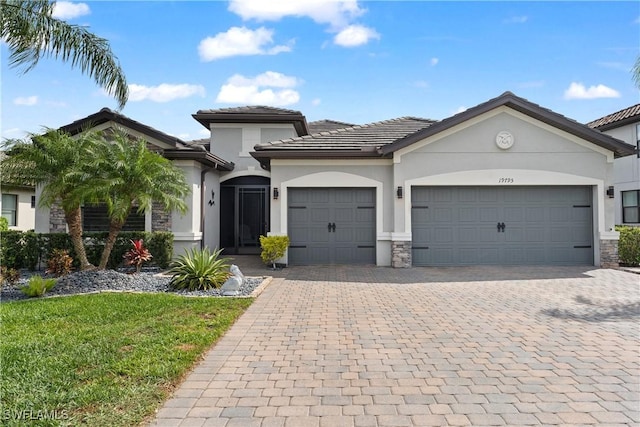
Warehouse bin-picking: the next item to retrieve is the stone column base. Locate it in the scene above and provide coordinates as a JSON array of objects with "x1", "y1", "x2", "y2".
[
  {"x1": 392, "y1": 241, "x2": 411, "y2": 268},
  {"x1": 600, "y1": 238, "x2": 619, "y2": 269}
]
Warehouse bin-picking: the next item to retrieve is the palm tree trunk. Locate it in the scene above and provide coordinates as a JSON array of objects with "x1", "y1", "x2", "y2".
[
  {"x1": 98, "y1": 219, "x2": 124, "y2": 270},
  {"x1": 64, "y1": 207, "x2": 94, "y2": 270}
]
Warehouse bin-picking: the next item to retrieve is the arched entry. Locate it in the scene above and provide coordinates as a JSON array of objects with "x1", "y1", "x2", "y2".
[{"x1": 220, "y1": 176, "x2": 270, "y2": 254}]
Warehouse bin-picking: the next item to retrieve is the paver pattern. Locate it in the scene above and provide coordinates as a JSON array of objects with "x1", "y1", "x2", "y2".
[{"x1": 150, "y1": 264, "x2": 640, "y2": 426}]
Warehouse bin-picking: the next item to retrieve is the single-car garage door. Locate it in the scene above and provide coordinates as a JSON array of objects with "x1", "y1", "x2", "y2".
[
  {"x1": 288, "y1": 188, "x2": 376, "y2": 265},
  {"x1": 412, "y1": 186, "x2": 593, "y2": 266}
]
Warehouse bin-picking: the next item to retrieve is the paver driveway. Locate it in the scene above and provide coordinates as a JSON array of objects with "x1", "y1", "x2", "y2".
[{"x1": 150, "y1": 265, "x2": 640, "y2": 426}]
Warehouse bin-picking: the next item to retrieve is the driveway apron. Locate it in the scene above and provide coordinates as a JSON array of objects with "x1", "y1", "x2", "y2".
[{"x1": 150, "y1": 265, "x2": 640, "y2": 426}]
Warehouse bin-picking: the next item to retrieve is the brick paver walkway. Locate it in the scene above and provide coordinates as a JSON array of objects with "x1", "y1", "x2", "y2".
[{"x1": 150, "y1": 265, "x2": 639, "y2": 426}]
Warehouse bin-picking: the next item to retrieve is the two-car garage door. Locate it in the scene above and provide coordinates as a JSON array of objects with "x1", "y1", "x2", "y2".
[{"x1": 412, "y1": 186, "x2": 594, "y2": 266}]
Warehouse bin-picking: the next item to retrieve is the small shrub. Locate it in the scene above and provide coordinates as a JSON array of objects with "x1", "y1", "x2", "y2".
[
  {"x1": 146, "y1": 232, "x2": 173, "y2": 268},
  {"x1": 20, "y1": 275, "x2": 56, "y2": 298},
  {"x1": 617, "y1": 226, "x2": 640, "y2": 266},
  {"x1": 0, "y1": 266, "x2": 20, "y2": 287},
  {"x1": 123, "y1": 239, "x2": 153, "y2": 273},
  {"x1": 168, "y1": 247, "x2": 230, "y2": 291},
  {"x1": 0, "y1": 217, "x2": 8, "y2": 231},
  {"x1": 259, "y1": 235, "x2": 290, "y2": 269},
  {"x1": 46, "y1": 249, "x2": 74, "y2": 277}
]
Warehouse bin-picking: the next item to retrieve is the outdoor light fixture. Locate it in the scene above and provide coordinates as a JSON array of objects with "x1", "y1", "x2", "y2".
[
  {"x1": 273, "y1": 188, "x2": 279, "y2": 200},
  {"x1": 606, "y1": 186, "x2": 614, "y2": 198},
  {"x1": 397, "y1": 186, "x2": 403, "y2": 199}
]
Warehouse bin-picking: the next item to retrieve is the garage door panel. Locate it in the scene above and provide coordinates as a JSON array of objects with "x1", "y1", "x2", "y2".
[
  {"x1": 288, "y1": 188, "x2": 375, "y2": 265},
  {"x1": 412, "y1": 186, "x2": 593, "y2": 266}
]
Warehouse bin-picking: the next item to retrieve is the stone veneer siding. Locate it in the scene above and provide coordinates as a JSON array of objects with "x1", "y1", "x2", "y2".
[
  {"x1": 392, "y1": 241, "x2": 412, "y2": 268},
  {"x1": 49, "y1": 203, "x2": 67, "y2": 232},
  {"x1": 600, "y1": 239, "x2": 619, "y2": 269},
  {"x1": 151, "y1": 202, "x2": 171, "y2": 231}
]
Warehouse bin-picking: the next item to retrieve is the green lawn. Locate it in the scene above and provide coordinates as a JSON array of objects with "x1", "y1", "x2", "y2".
[{"x1": 0, "y1": 293, "x2": 253, "y2": 426}]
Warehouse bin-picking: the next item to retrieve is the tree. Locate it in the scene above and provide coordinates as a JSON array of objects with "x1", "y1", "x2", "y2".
[
  {"x1": 1, "y1": 130, "x2": 96, "y2": 269},
  {"x1": 633, "y1": 55, "x2": 640, "y2": 89},
  {"x1": 1, "y1": 0, "x2": 128, "y2": 109},
  {"x1": 84, "y1": 129, "x2": 189, "y2": 270}
]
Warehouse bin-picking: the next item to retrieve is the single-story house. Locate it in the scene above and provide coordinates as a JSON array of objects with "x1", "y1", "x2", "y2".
[
  {"x1": 587, "y1": 104, "x2": 640, "y2": 226},
  {"x1": 0, "y1": 152, "x2": 36, "y2": 231},
  {"x1": 34, "y1": 91, "x2": 636, "y2": 267}
]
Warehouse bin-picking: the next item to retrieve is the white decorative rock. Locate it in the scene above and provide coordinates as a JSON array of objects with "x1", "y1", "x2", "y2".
[{"x1": 221, "y1": 276, "x2": 242, "y2": 296}]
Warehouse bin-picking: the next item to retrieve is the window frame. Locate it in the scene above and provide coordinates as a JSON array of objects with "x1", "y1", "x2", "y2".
[
  {"x1": 1, "y1": 194, "x2": 18, "y2": 226},
  {"x1": 622, "y1": 189, "x2": 640, "y2": 224}
]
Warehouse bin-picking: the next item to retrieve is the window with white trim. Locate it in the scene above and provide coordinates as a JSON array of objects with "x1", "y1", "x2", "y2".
[
  {"x1": 622, "y1": 190, "x2": 640, "y2": 224},
  {"x1": 2, "y1": 194, "x2": 18, "y2": 226}
]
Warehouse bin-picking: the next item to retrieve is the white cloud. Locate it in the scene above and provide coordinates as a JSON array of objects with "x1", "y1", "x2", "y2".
[
  {"x1": 312, "y1": 98, "x2": 321, "y2": 106},
  {"x1": 563, "y1": 82, "x2": 620, "y2": 100},
  {"x1": 216, "y1": 71, "x2": 301, "y2": 106},
  {"x1": 334, "y1": 25, "x2": 379, "y2": 47},
  {"x1": 52, "y1": 1, "x2": 90, "y2": 20},
  {"x1": 128, "y1": 83, "x2": 206, "y2": 103},
  {"x1": 229, "y1": 0, "x2": 364, "y2": 28},
  {"x1": 430, "y1": 57, "x2": 439, "y2": 66},
  {"x1": 13, "y1": 96, "x2": 38, "y2": 106},
  {"x1": 198, "y1": 26, "x2": 292, "y2": 61}
]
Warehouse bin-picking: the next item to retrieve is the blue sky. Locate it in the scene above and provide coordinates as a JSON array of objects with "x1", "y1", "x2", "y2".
[{"x1": 2, "y1": 1, "x2": 639, "y2": 142}]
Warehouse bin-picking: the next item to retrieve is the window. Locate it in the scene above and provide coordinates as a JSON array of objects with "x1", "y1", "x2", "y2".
[
  {"x1": 82, "y1": 204, "x2": 146, "y2": 232},
  {"x1": 31, "y1": 195, "x2": 36, "y2": 209},
  {"x1": 2, "y1": 194, "x2": 17, "y2": 226},
  {"x1": 622, "y1": 190, "x2": 640, "y2": 224}
]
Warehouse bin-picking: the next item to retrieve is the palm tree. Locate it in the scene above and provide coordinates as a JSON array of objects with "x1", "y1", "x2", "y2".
[
  {"x1": 1, "y1": 130, "x2": 96, "y2": 269},
  {"x1": 84, "y1": 130, "x2": 190, "y2": 270},
  {"x1": 1, "y1": 0, "x2": 128, "y2": 109}
]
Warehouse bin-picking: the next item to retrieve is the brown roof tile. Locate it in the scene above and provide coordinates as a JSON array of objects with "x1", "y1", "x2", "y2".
[{"x1": 587, "y1": 104, "x2": 640, "y2": 130}]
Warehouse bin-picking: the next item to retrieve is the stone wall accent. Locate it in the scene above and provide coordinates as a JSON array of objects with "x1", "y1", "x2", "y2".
[
  {"x1": 152, "y1": 202, "x2": 171, "y2": 231},
  {"x1": 49, "y1": 203, "x2": 66, "y2": 233},
  {"x1": 392, "y1": 241, "x2": 412, "y2": 268},
  {"x1": 600, "y1": 239, "x2": 619, "y2": 269}
]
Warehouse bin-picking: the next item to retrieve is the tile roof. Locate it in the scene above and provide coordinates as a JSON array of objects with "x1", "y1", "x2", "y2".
[
  {"x1": 195, "y1": 106, "x2": 303, "y2": 115},
  {"x1": 587, "y1": 104, "x2": 640, "y2": 130},
  {"x1": 255, "y1": 117, "x2": 436, "y2": 152},
  {"x1": 308, "y1": 119, "x2": 357, "y2": 134}
]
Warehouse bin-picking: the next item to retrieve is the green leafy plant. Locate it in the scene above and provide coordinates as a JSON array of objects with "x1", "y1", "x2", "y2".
[
  {"x1": 617, "y1": 226, "x2": 640, "y2": 266},
  {"x1": 0, "y1": 216, "x2": 8, "y2": 231},
  {"x1": 0, "y1": 266, "x2": 20, "y2": 288},
  {"x1": 168, "y1": 247, "x2": 231, "y2": 291},
  {"x1": 46, "y1": 248, "x2": 74, "y2": 277},
  {"x1": 20, "y1": 275, "x2": 56, "y2": 298},
  {"x1": 123, "y1": 239, "x2": 153, "y2": 273},
  {"x1": 259, "y1": 235, "x2": 290, "y2": 269}
]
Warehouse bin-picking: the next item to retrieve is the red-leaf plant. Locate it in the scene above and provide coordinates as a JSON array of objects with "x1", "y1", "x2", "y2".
[{"x1": 123, "y1": 239, "x2": 153, "y2": 273}]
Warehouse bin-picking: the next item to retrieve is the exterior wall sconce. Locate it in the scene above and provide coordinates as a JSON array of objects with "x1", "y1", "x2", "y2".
[
  {"x1": 396, "y1": 186, "x2": 403, "y2": 199},
  {"x1": 606, "y1": 186, "x2": 614, "y2": 198},
  {"x1": 273, "y1": 188, "x2": 279, "y2": 200}
]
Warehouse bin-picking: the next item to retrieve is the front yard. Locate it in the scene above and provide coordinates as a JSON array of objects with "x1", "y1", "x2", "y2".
[{"x1": 0, "y1": 293, "x2": 253, "y2": 426}]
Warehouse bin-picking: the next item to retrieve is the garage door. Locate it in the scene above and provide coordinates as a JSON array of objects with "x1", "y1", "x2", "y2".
[
  {"x1": 288, "y1": 188, "x2": 376, "y2": 265},
  {"x1": 412, "y1": 186, "x2": 593, "y2": 266}
]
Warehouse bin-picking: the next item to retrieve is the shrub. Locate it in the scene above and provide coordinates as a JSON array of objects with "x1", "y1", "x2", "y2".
[
  {"x1": 123, "y1": 239, "x2": 152, "y2": 273},
  {"x1": 0, "y1": 266, "x2": 20, "y2": 287},
  {"x1": 146, "y1": 231, "x2": 173, "y2": 268},
  {"x1": 21, "y1": 231, "x2": 42, "y2": 270},
  {"x1": 259, "y1": 235, "x2": 290, "y2": 269},
  {"x1": 617, "y1": 226, "x2": 640, "y2": 266},
  {"x1": 21, "y1": 275, "x2": 56, "y2": 298},
  {"x1": 0, "y1": 230, "x2": 23, "y2": 269},
  {"x1": 46, "y1": 249, "x2": 74, "y2": 277},
  {"x1": 168, "y1": 247, "x2": 230, "y2": 291},
  {"x1": 0, "y1": 217, "x2": 8, "y2": 231}
]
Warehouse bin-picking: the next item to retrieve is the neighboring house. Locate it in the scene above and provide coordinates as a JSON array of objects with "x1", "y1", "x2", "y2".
[
  {"x1": 35, "y1": 91, "x2": 635, "y2": 267},
  {"x1": 587, "y1": 104, "x2": 640, "y2": 226},
  {"x1": 0, "y1": 153, "x2": 36, "y2": 231}
]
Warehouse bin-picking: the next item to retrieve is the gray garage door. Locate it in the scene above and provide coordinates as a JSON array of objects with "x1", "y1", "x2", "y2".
[
  {"x1": 288, "y1": 188, "x2": 376, "y2": 265},
  {"x1": 412, "y1": 186, "x2": 593, "y2": 266}
]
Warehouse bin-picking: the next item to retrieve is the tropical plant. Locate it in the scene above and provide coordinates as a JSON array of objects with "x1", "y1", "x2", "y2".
[
  {"x1": 83, "y1": 129, "x2": 189, "y2": 270},
  {"x1": 0, "y1": 217, "x2": 8, "y2": 231},
  {"x1": 20, "y1": 274, "x2": 56, "y2": 297},
  {"x1": 0, "y1": 266, "x2": 21, "y2": 286},
  {"x1": 46, "y1": 248, "x2": 74, "y2": 277},
  {"x1": 168, "y1": 247, "x2": 231, "y2": 291},
  {"x1": 1, "y1": 130, "x2": 98, "y2": 270},
  {"x1": 123, "y1": 239, "x2": 152, "y2": 273},
  {"x1": 259, "y1": 235, "x2": 290, "y2": 269},
  {"x1": 0, "y1": 0, "x2": 128, "y2": 108}
]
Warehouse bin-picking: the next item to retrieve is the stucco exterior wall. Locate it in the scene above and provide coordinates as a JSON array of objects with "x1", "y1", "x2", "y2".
[
  {"x1": 1, "y1": 187, "x2": 35, "y2": 231},
  {"x1": 203, "y1": 172, "x2": 221, "y2": 251},
  {"x1": 171, "y1": 160, "x2": 203, "y2": 258}
]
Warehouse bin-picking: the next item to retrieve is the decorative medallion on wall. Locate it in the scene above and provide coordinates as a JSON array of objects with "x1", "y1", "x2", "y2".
[{"x1": 495, "y1": 131, "x2": 514, "y2": 150}]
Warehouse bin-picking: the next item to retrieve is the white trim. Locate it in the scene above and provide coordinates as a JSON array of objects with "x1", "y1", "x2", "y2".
[
  {"x1": 172, "y1": 232, "x2": 203, "y2": 241},
  {"x1": 272, "y1": 159, "x2": 393, "y2": 167},
  {"x1": 220, "y1": 168, "x2": 271, "y2": 182}
]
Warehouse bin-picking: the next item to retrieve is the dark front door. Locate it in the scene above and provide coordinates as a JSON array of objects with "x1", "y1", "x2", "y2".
[{"x1": 220, "y1": 177, "x2": 270, "y2": 254}]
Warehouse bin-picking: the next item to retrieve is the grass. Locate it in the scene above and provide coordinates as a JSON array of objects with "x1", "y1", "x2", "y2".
[{"x1": 0, "y1": 293, "x2": 253, "y2": 426}]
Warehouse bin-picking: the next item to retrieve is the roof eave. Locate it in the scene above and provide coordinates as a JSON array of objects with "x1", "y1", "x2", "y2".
[{"x1": 192, "y1": 112, "x2": 310, "y2": 136}]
